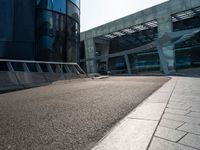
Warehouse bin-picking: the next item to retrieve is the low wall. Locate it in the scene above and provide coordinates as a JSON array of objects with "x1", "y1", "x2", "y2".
[
  {"x1": 0, "y1": 71, "x2": 87, "y2": 93},
  {"x1": 0, "y1": 72, "x2": 23, "y2": 92},
  {"x1": 44, "y1": 73, "x2": 65, "y2": 82},
  {"x1": 15, "y1": 72, "x2": 49, "y2": 88}
]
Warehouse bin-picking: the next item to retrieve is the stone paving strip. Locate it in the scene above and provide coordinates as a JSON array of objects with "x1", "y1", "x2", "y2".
[
  {"x1": 150, "y1": 77, "x2": 200, "y2": 150},
  {"x1": 92, "y1": 77, "x2": 200, "y2": 150}
]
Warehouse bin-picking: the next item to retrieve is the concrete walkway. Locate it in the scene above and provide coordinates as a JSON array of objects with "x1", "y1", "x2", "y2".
[{"x1": 92, "y1": 77, "x2": 200, "y2": 150}]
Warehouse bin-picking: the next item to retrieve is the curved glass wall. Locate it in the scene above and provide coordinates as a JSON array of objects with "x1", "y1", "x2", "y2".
[
  {"x1": 37, "y1": 0, "x2": 67, "y2": 14},
  {"x1": 70, "y1": 0, "x2": 80, "y2": 7},
  {"x1": 36, "y1": 0, "x2": 80, "y2": 62},
  {"x1": 67, "y1": 1, "x2": 80, "y2": 22},
  {"x1": 36, "y1": 9, "x2": 66, "y2": 61}
]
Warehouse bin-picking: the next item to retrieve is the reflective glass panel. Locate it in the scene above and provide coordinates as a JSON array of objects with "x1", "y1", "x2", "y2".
[
  {"x1": 70, "y1": 0, "x2": 80, "y2": 8},
  {"x1": 37, "y1": 0, "x2": 53, "y2": 10},
  {"x1": 37, "y1": 0, "x2": 66, "y2": 14},
  {"x1": 66, "y1": 17, "x2": 80, "y2": 62},
  {"x1": 36, "y1": 9, "x2": 66, "y2": 61},
  {"x1": 67, "y1": 1, "x2": 80, "y2": 22},
  {"x1": 53, "y1": 0, "x2": 66, "y2": 14}
]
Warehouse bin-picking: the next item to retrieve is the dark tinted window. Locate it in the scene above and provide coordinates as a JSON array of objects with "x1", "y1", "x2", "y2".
[
  {"x1": 37, "y1": 0, "x2": 66, "y2": 14},
  {"x1": 67, "y1": 1, "x2": 80, "y2": 22},
  {"x1": 36, "y1": 9, "x2": 66, "y2": 61},
  {"x1": 53, "y1": 0, "x2": 66, "y2": 14},
  {"x1": 37, "y1": 0, "x2": 53, "y2": 10},
  {"x1": 66, "y1": 17, "x2": 80, "y2": 62},
  {"x1": 0, "y1": 0, "x2": 13, "y2": 41}
]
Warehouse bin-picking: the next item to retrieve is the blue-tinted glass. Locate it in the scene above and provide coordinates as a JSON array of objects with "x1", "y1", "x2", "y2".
[
  {"x1": 36, "y1": 0, "x2": 40, "y2": 5},
  {"x1": 37, "y1": 0, "x2": 53, "y2": 10},
  {"x1": 53, "y1": 0, "x2": 66, "y2": 14},
  {"x1": 37, "y1": 0, "x2": 66, "y2": 14},
  {"x1": 70, "y1": 0, "x2": 80, "y2": 8},
  {"x1": 36, "y1": 10, "x2": 66, "y2": 61}
]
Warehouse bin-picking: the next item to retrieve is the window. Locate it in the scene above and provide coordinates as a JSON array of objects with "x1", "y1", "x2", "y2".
[
  {"x1": 37, "y1": 0, "x2": 66, "y2": 14},
  {"x1": 36, "y1": 10, "x2": 66, "y2": 61},
  {"x1": 53, "y1": 0, "x2": 66, "y2": 14},
  {"x1": 37, "y1": 0, "x2": 53, "y2": 10},
  {"x1": 67, "y1": 1, "x2": 80, "y2": 22},
  {"x1": 66, "y1": 17, "x2": 80, "y2": 62}
]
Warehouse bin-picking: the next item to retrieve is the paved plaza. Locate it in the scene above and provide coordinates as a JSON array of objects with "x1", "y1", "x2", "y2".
[
  {"x1": 0, "y1": 76, "x2": 200, "y2": 150},
  {"x1": 0, "y1": 77, "x2": 168, "y2": 150}
]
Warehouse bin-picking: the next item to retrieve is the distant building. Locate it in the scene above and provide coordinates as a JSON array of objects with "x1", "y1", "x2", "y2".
[
  {"x1": 0, "y1": 0, "x2": 80, "y2": 62},
  {"x1": 80, "y1": 0, "x2": 200, "y2": 75}
]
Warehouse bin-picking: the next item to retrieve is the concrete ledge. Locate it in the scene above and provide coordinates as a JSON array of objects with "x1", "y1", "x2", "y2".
[
  {"x1": 0, "y1": 71, "x2": 87, "y2": 93},
  {"x1": 16, "y1": 72, "x2": 47, "y2": 85},
  {"x1": 44, "y1": 73, "x2": 65, "y2": 82},
  {"x1": 64, "y1": 74, "x2": 84, "y2": 80},
  {"x1": 92, "y1": 78, "x2": 177, "y2": 150},
  {"x1": 0, "y1": 72, "x2": 23, "y2": 93},
  {"x1": 0, "y1": 72, "x2": 19, "y2": 85}
]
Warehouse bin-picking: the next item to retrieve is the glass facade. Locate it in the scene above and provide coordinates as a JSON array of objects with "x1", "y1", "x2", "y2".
[
  {"x1": 0, "y1": 0, "x2": 35, "y2": 60},
  {"x1": 70, "y1": 0, "x2": 80, "y2": 7},
  {"x1": 0, "y1": 0, "x2": 80, "y2": 63},
  {"x1": 36, "y1": 9, "x2": 66, "y2": 61},
  {"x1": 108, "y1": 26, "x2": 159, "y2": 73},
  {"x1": 36, "y1": 0, "x2": 80, "y2": 62},
  {"x1": 172, "y1": 8, "x2": 200, "y2": 69},
  {"x1": 36, "y1": 0, "x2": 66, "y2": 14},
  {"x1": 67, "y1": 1, "x2": 80, "y2": 22}
]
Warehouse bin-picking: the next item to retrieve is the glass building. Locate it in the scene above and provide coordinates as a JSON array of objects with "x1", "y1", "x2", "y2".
[{"x1": 0, "y1": 0, "x2": 80, "y2": 62}]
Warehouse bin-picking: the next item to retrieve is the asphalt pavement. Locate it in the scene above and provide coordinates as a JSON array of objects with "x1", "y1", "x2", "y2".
[{"x1": 0, "y1": 76, "x2": 169, "y2": 150}]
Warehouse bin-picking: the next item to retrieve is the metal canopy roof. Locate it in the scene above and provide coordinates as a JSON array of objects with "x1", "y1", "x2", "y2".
[
  {"x1": 103, "y1": 20, "x2": 158, "y2": 39},
  {"x1": 172, "y1": 7, "x2": 200, "y2": 22}
]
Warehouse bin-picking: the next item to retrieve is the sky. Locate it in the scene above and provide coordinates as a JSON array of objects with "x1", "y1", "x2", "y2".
[{"x1": 80, "y1": 0, "x2": 168, "y2": 32}]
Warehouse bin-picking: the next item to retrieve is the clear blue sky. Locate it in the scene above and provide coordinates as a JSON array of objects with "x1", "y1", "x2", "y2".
[{"x1": 80, "y1": 0, "x2": 168, "y2": 32}]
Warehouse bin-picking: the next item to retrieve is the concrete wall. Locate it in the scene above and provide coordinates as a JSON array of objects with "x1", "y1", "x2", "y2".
[{"x1": 0, "y1": 71, "x2": 87, "y2": 93}]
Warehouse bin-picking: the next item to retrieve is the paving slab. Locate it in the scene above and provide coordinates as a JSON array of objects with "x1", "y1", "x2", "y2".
[
  {"x1": 149, "y1": 137, "x2": 196, "y2": 150},
  {"x1": 149, "y1": 77, "x2": 200, "y2": 150},
  {"x1": 189, "y1": 106, "x2": 200, "y2": 113},
  {"x1": 146, "y1": 95, "x2": 170, "y2": 103},
  {"x1": 167, "y1": 103, "x2": 191, "y2": 110},
  {"x1": 155, "y1": 126, "x2": 187, "y2": 142},
  {"x1": 187, "y1": 112, "x2": 200, "y2": 118},
  {"x1": 179, "y1": 134, "x2": 200, "y2": 149},
  {"x1": 159, "y1": 119, "x2": 184, "y2": 129},
  {"x1": 178, "y1": 124, "x2": 200, "y2": 135},
  {"x1": 92, "y1": 119, "x2": 157, "y2": 150},
  {"x1": 165, "y1": 108, "x2": 189, "y2": 115},
  {"x1": 128, "y1": 103, "x2": 167, "y2": 121},
  {"x1": 163, "y1": 113, "x2": 200, "y2": 125}
]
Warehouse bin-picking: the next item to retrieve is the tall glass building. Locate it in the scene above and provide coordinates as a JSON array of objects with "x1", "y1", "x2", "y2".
[{"x1": 0, "y1": 0, "x2": 80, "y2": 62}]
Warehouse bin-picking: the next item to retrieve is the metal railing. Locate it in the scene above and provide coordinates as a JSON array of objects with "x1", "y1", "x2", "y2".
[{"x1": 0, "y1": 59, "x2": 86, "y2": 75}]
